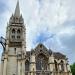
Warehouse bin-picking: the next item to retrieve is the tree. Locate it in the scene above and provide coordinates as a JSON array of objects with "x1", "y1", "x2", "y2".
[{"x1": 70, "y1": 63, "x2": 75, "y2": 75}]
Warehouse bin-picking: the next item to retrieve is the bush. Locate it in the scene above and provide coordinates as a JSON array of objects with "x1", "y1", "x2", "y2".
[{"x1": 70, "y1": 63, "x2": 75, "y2": 75}]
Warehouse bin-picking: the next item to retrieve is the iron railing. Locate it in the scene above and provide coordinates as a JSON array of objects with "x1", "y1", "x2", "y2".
[{"x1": 25, "y1": 71, "x2": 71, "y2": 75}]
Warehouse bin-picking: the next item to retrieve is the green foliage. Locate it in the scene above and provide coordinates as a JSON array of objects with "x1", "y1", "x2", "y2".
[{"x1": 70, "y1": 63, "x2": 75, "y2": 75}]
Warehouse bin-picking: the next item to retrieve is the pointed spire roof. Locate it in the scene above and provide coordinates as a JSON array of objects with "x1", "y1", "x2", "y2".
[{"x1": 14, "y1": 0, "x2": 20, "y2": 17}]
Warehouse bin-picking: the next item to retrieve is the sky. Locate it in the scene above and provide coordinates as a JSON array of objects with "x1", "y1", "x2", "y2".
[{"x1": 0, "y1": 0, "x2": 75, "y2": 64}]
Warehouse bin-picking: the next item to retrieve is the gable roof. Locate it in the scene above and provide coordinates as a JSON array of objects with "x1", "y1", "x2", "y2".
[{"x1": 26, "y1": 43, "x2": 66, "y2": 60}]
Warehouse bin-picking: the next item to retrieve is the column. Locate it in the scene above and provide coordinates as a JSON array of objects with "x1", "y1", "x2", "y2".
[
  {"x1": 49, "y1": 55, "x2": 54, "y2": 75},
  {"x1": 22, "y1": 60, "x2": 25, "y2": 75},
  {"x1": 6, "y1": 45, "x2": 8, "y2": 53},
  {"x1": 3, "y1": 58, "x2": 7, "y2": 75},
  {"x1": 59, "y1": 64, "x2": 61, "y2": 71},
  {"x1": 22, "y1": 41, "x2": 25, "y2": 75},
  {"x1": 22, "y1": 41, "x2": 26, "y2": 55},
  {"x1": 58, "y1": 60, "x2": 60, "y2": 75},
  {"x1": 67, "y1": 64, "x2": 72, "y2": 75},
  {"x1": 6, "y1": 40, "x2": 9, "y2": 53},
  {"x1": 30, "y1": 54, "x2": 36, "y2": 75},
  {"x1": 0, "y1": 59, "x2": 4, "y2": 75},
  {"x1": 59, "y1": 64, "x2": 62, "y2": 75},
  {"x1": 18, "y1": 60, "x2": 21, "y2": 75},
  {"x1": 22, "y1": 27, "x2": 26, "y2": 55},
  {"x1": 64, "y1": 60, "x2": 67, "y2": 75}
]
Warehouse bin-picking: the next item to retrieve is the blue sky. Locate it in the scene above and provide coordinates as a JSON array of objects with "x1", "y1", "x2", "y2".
[{"x1": 0, "y1": 0, "x2": 75, "y2": 64}]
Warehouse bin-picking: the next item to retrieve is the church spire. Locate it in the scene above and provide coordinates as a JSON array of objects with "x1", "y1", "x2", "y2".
[{"x1": 14, "y1": 0, "x2": 20, "y2": 17}]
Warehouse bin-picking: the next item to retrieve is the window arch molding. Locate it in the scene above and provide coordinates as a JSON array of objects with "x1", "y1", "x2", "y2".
[
  {"x1": 54, "y1": 60, "x2": 58, "y2": 72},
  {"x1": 35, "y1": 49, "x2": 49, "y2": 59},
  {"x1": 36, "y1": 53, "x2": 49, "y2": 70},
  {"x1": 17, "y1": 29, "x2": 21, "y2": 34},
  {"x1": 12, "y1": 28, "x2": 15, "y2": 33},
  {"x1": 25, "y1": 59, "x2": 30, "y2": 71},
  {"x1": 60, "y1": 60, "x2": 64, "y2": 71}
]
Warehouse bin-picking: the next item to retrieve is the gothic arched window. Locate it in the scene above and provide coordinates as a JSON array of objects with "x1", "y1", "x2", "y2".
[
  {"x1": 17, "y1": 29, "x2": 20, "y2": 34},
  {"x1": 54, "y1": 60, "x2": 58, "y2": 71},
  {"x1": 12, "y1": 29, "x2": 15, "y2": 34},
  {"x1": 17, "y1": 36, "x2": 20, "y2": 39},
  {"x1": 60, "y1": 60, "x2": 64, "y2": 71},
  {"x1": 25, "y1": 60, "x2": 29, "y2": 71},
  {"x1": 12, "y1": 35, "x2": 15, "y2": 39},
  {"x1": 36, "y1": 53, "x2": 48, "y2": 70}
]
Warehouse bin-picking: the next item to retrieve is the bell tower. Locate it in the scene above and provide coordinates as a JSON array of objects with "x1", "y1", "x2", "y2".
[
  {"x1": 6, "y1": 1, "x2": 26, "y2": 49},
  {"x1": 1, "y1": 1, "x2": 26, "y2": 75}
]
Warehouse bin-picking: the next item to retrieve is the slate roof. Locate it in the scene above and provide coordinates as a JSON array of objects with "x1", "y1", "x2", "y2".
[
  {"x1": 53, "y1": 52, "x2": 66, "y2": 59},
  {"x1": 26, "y1": 51, "x2": 66, "y2": 59}
]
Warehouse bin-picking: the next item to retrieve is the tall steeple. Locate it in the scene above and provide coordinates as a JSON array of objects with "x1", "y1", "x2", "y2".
[
  {"x1": 14, "y1": 0, "x2": 20, "y2": 17},
  {"x1": 9, "y1": 0, "x2": 24, "y2": 24}
]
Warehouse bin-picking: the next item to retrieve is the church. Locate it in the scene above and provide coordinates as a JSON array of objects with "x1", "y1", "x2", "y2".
[{"x1": 0, "y1": 1, "x2": 72, "y2": 75}]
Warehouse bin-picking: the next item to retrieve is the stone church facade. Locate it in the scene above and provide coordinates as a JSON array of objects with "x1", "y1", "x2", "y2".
[{"x1": 0, "y1": 1, "x2": 72, "y2": 75}]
